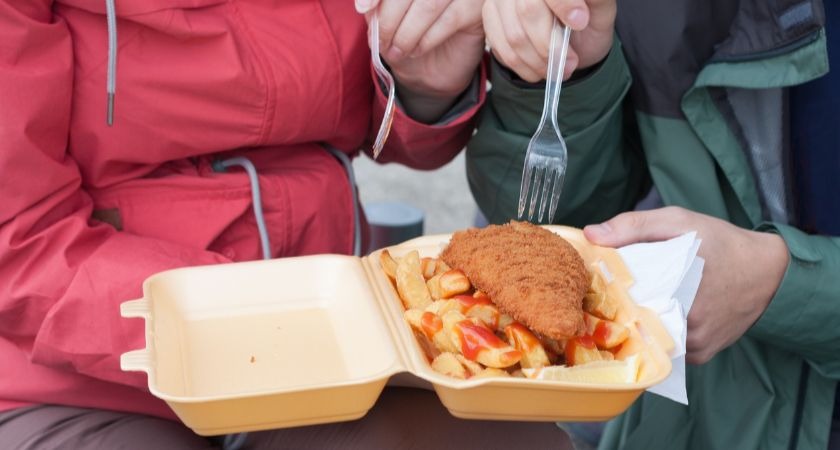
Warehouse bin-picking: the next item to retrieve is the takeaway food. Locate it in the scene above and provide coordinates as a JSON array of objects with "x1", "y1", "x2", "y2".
[{"x1": 379, "y1": 222, "x2": 636, "y2": 382}]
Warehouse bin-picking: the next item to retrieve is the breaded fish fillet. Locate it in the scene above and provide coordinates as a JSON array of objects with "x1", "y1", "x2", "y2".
[{"x1": 439, "y1": 221, "x2": 588, "y2": 340}]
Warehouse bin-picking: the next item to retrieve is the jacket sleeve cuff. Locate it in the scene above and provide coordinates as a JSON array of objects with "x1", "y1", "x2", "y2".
[
  {"x1": 429, "y1": 71, "x2": 482, "y2": 125},
  {"x1": 747, "y1": 223, "x2": 840, "y2": 371},
  {"x1": 487, "y1": 37, "x2": 630, "y2": 136}
]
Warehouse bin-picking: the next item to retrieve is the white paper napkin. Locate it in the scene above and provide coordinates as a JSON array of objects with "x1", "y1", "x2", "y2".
[{"x1": 615, "y1": 232, "x2": 703, "y2": 405}]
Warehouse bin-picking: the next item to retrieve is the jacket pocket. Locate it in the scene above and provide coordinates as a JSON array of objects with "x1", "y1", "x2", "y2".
[{"x1": 90, "y1": 173, "x2": 252, "y2": 251}]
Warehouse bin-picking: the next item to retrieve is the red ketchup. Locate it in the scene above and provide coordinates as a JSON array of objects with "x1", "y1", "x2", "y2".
[
  {"x1": 420, "y1": 312, "x2": 443, "y2": 340},
  {"x1": 456, "y1": 320, "x2": 506, "y2": 360},
  {"x1": 453, "y1": 294, "x2": 492, "y2": 310}
]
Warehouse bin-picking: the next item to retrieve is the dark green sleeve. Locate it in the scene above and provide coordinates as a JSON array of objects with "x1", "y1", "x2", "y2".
[
  {"x1": 466, "y1": 39, "x2": 649, "y2": 227},
  {"x1": 748, "y1": 224, "x2": 840, "y2": 378}
]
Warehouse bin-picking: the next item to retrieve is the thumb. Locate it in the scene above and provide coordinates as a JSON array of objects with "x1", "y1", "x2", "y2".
[
  {"x1": 546, "y1": 0, "x2": 590, "y2": 30},
  {"x1": 355, "y1": 0, "x2": 379, "y2": 14},
  {"x1": 583, "y1": 207, "x2": 692, "y2": 248}
]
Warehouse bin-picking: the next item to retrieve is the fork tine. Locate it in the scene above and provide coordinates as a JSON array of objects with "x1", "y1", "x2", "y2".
[
  {"x1": 547, "y1": 167, "x2": 565, "y2": 223},
  {"x1": 517, "y1": 158, "x2": 535, "y2": 219},
  {"x1": 527, "y1": 165, "x2": 544, "y2": 221},
  {"x1": 537, "y1": 165, "x2": 554, "y2": 223},
  {"x1": 371, "y1": 97, "x2": 394, "y2": 159}
]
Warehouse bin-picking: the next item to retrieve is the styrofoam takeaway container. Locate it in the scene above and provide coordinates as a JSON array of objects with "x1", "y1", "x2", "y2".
[{"x1": 121, "y1": 226, "x2": 673, "y2": 436}]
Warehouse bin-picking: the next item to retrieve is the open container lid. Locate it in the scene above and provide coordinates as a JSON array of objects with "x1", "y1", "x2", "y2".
[{"x1": 121, "y1": 226, "x2": 673, "y2": 436}]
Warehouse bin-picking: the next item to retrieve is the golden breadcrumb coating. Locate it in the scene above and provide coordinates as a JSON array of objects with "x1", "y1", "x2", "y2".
[{"x1": 440, "y1": 221, "x2": 588, "y2": 340}]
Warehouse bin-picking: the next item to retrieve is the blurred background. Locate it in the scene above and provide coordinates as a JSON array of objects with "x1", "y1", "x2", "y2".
[{"x1": 353, "y1": 152, "x2": 479, "y2": 239}]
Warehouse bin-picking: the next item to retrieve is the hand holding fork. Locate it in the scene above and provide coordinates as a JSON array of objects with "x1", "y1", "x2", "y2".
[
  {"x1": 517, "y1": 18, "x2": 571, "y2": 223},
  {"x1": 358, "y1": 0, "x2": 485, "y2": 158},
  {"x1": 482, "y1": 0, "x2": 617, "y2": 222}
]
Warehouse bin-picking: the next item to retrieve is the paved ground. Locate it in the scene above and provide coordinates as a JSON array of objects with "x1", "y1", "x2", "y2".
[{"x1": 353, "y1": 152, "x2": 479, "y2": 236}]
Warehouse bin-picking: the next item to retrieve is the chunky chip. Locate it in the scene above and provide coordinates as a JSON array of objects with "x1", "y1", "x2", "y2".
[
  {"x1": 584, "y1": 271, "x2": 619, "y2": 320},
  {"x1": 442, "y1": 310, "x2": 521, "y2": 369},
  {"x1": 395, "y1": 251, "x2": 433, "y2": 310},
  {"x1": 420, "y1": 257, "x2": 437, "y2": 280},
  {"x1": 431, "y1": 352, "x2": 468, "y2": 379},
  {"x1": 504, "y1": 322, "x2": 550, "y2": 369},
  {"x1": 426, "y1": 273, "x2": 444, "y2": 300},
  {"x1": 438, "y1": 269, "x2": 471, "y2": 298},
  {"x1": 404, "y1": 309, "x2": 458, "y2": 354},
  {"x1": 379, "y1": 249, "x2": 398, "y2": 280},
  {"x1": 585, "y1": 313, "x2": 630, "y2": 349}
]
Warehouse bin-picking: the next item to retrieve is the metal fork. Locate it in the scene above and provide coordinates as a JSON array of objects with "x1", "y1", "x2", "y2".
[
  {"x1": 370, "y1": 12, "x2": 396, "y2": 160},
  {"x1": 517, "y1": 18, "x2": 571, "y2": 223}
]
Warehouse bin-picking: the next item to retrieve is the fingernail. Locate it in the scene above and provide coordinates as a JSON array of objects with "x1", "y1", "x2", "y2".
[
  {"x1": 567, "y1": 8, "x2": 587, "y2": 29},
  {"x1": 355, "y1": 0, "x2": 372, "y2": 14}
]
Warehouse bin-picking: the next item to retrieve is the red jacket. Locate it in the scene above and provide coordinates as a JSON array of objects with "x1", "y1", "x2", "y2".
[{"x1": 0, "y1": 0, "x2": 482, "y2": 419}]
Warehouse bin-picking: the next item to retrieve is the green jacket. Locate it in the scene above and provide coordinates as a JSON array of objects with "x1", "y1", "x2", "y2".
[{"x1": 466, "y1": 0, "x2": 839, "y2": 448}]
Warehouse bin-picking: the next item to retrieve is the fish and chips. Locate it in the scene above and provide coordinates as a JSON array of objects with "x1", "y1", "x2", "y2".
[{"x1": 381, "y1": 221, "x2": 640, "y2": 383}]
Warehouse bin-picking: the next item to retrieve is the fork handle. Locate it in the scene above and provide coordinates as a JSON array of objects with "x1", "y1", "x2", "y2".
[{"x1": 541, "y1": 18, "x2": 572, "y2": 130}]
